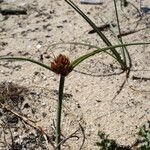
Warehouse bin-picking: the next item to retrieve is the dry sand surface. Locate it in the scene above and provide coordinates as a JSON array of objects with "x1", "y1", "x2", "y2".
[{"x1": 0, "y1": 0, "x2": 150, "y2": 149}]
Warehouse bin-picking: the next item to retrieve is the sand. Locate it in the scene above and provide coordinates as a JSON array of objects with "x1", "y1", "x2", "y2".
[{"x1": 0, "y1": 0, "x2": 150, "y2": 149}]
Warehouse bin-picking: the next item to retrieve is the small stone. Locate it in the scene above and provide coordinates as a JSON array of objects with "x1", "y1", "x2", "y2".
[
  {"x1": 0, "y1": 70, "x2": 4, "y2": 73},
  {"x1": 41, "y1": 102, "x2": 46, "y2": 107},
  {"x1": 8, "y1": 80, "x2": 12, "y2": 83},
  {"x1": 36, "y1": 44, "x2": 42, "y2": 49},
  {"x1": 51, "y1": 77, "x2": 57, "y2": 81},
  {"x1": 42, "y1": 76, "x2": 47, "y2": 80}
]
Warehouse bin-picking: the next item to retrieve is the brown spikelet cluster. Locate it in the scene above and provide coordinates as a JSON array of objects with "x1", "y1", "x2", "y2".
[{"x1": 51, "y1": 54, "x2": 73, "y2": 76}]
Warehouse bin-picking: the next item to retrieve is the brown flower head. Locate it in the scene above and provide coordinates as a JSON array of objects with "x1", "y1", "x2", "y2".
[{"x1": 51, "y1": 54, "x2": 73, "y2": 76}]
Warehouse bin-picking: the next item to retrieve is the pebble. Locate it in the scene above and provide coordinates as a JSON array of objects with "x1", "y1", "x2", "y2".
[
  {"x1": 36, "y1": 44, "x2": 42, "y2": 49},
  {"x1": 42, "y1": 76, "x2": 47, "y2": 80},
  {"x1": 0, "y1": 70, "x2": 4, "y2": 73},
  {"x1": 8, "y1": 80, "x2": 12, "y2": 83},
  {"x1": 41, "y1": 102, "x2": 46, "y2": 107},
  {"x1": 50, "y1": 77, "x2": 57, "y2": 81}
]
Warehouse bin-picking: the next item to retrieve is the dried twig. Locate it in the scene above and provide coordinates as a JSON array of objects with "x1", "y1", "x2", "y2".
[
  {"x1": 0, "y1": 8, "x2": 27, "y2": 15},
  {"x1": 0, "y1": 103, "x2": 55, "y2": 149},
  {"x1": 79, "y1": 124, "x2": 86, "y2": 150},
  {"x1": 117, "y1": 30, "x2": 137, "y2": 38},
  {"x1": 88, "y1": 23, "x2": 116, "y2": 34},
  {"x1": 80, "y1": 0, "x2": 103, "y2": 4},
  {"x1": 132, "y1": 76, "x2": 150, "y2": 81},
  {"x1": 55, "y1": 128, "x2": 80, "y2": 150},
  {"x1": 129, "y1": 85, "x2": 150, "y2": 93}
]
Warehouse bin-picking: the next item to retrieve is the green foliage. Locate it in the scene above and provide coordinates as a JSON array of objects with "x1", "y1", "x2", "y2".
[
  {"x1": 65, "y1": 0, "x2": 127, "y2": 70},
  {"x1": 97, "y1": 125, "x2": 150, "y2": 150},
  {"x1": 137, "y1": 125, "x2": 150, "y2": 150},
  {"x1": 96, "y1": 131, "x2": 130, "y2": 150}
]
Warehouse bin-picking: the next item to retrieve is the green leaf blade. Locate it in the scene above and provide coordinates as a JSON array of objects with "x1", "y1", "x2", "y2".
[{"x1": 0, "y1": 56, "x2": 52, "y2": 71}]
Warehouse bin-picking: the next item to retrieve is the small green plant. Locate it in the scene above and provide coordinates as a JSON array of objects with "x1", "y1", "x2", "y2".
[
  {"x1": 65, "y1": 0, "x2": 128, "y2": 71},
  {"x1": 1, "y1": 43, "x2": 147, "y2": 150},
  {"x1": 96, "y1": 131, "x2": 130, "y2": 150},
  {"x1": 0, "y1": 0, "x2": 150, "y2": 149},
  {"x1": 138, "y1": 125, "x2": 150, "y2": 150},
  {"x1": 96, "y1": 124, "x2": 150, "y2": 150}
]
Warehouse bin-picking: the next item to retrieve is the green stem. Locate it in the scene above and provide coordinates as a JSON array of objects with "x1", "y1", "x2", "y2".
[
  {"x1": 71, "y1": 42, "x2": 150, "y2": 68},
  {"x1": 64, "y1": 0, "x2": 125, "y2": 68},
  {"x1": 0, "y1": 57, "x2": 52, "y2": 71},
  {"x1": 113, "y1": 0, "x2": 127, "y2": 66},
  {"x1": 56, "y1": 75, "x2": 65, "y2": 150}
]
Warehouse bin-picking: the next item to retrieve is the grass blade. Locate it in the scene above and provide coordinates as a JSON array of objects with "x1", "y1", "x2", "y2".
[
  {"x1": 71, "y1": 42, "x2": 150, "y2": 68},
  {"x1": 48, "y1": 41, "x2": 117, "y2": 59},
  {"x1": 113, "y1": 0, "x2": 127, "y2": 65},
  {"x1": 0, "y1": 56, "x2": 52, "y2": 71},
  {"x1": 64, "y1": 0, "x2": 125, "y2": 69}
]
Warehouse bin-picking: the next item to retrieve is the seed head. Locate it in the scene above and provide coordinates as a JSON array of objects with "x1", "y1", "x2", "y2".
[{"x1": 51, "y1": 54, "x2": 73, "y2": 76}]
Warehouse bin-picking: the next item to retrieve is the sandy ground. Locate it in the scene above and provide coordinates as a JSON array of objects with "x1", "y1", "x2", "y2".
[{"x1": 0, "y1": 0, "x2": 150, "y2": 149}]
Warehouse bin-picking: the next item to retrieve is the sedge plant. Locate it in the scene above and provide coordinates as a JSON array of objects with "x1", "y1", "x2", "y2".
[
  {"x1": 0, "y1": 43, "x2": 149, "y2": 150},
  {"x1": 64, "y1": 0, "x2": 128, "y2": 71},
  {"x1": 0, "y1": 0, "x2": 150, "y2": 149}
]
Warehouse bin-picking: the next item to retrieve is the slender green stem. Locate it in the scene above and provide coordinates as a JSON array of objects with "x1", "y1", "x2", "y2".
[
  {"x1": 64, "y1": 0, "x2": 125, "y2": 69},
  {"x1": 56, "y1": 75, "x2": 65, "y2": 150},
  {"x1": 113, "y1": 0, "x2": 127, "y2": 65},
  {"x1": 71, "y1": 42, "x2": 150, "y2": 68},
  {"x1": 48, "y1": 41, "x2": 117, "y2": 59},
  {"x1": 0, "y1": 57, "x2": 52, "y2": 71},
  {"x1": 113, "y1": 0, "x2": 122, "y2": 41}
]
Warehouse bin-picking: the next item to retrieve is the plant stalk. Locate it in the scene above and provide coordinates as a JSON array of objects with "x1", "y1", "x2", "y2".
[
  {"x1": 64, "y1": 0, "x2": 125, "y2": 69},
  {"x1": 71, "y1": 42, "x2": 150, "y2": 68},
  {"x1": 56, "y1": 75, "x2": 65, "y2": 150},
  {"x1": 113, "y1": 0, "x2": 127, "y2": 67},
  {"x1": 0, "y1": 57, "x2": 52, "y2": 71}
]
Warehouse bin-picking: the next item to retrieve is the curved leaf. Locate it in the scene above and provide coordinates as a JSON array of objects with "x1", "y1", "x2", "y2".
[
  {"x1": 65, "y1": 0, "x2": 124, "y2": 67},
  {"x1": 0, "y1": 56, "x2": 52, "y2": 71},
  {"x1": 71, "y1": 42, "x2": 150, "y2": 68}
]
